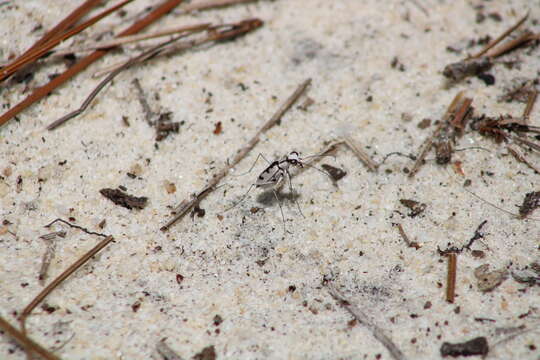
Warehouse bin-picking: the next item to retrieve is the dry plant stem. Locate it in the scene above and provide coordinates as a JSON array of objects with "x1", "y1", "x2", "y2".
[
  {"x1": 446, "y1": 253, "x2": 457, "y2": 303},
  {"x1": 469, "y1": 12, "x2": 529, "y2": 59},
  {"x1": 53, "y1": 23, "x2": 211, "y2": 56},
  {"x1": 507, "y1": 144, "x2": 540, "y2": 173},
  {"x1": 512, "y1": 135, "x2": 540, "y2": 153},
  {"x1": 19, "y1": 236, "x2": 114, "y2": 334},
  {"x1": 0, "y1": 0, "x2": 135, "y2": 81},
  {"x1": 326, "y1": 284, "x2": 407, "y2": 360},
  {"x1": 160, "y1": 78, "x2": 312, "y2": 231},
  {"x1": 342, "y1": 135, "x2": 378, "y2": 172},
  {"x1": 450, "y1": 97, "x2": 472, "y2": 132},
  {"x1": 95, "y1": 19, "x2": 262, "y2": 76},
  {"x1": 46, "y1": 32, "x2": 193, "y2": 130},
  {"x1": 408, "y1": 91, "x2": 464, "y2": 178},
  {"x1": 487, "y1": 30, "x2": 535, "y2": 58},
  {"x1": 0, "y1": 316, "x2": 60, "y2": 360},
  {"x1": 11, "y1": 0, "x2": 101, "y2": 64},
  {"x1": 523, "y1": 90, "x2": 538, "y2": 123},
  {"x1": 0, "y1": 0, "x2": 184, "y2": 128}
]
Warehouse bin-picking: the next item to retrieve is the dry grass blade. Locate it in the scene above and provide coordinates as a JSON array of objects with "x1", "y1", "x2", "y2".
[
  {"x1": 326, "y1": 283, "x2": 407, "y2": 360},
  {"x1": 0, "y1": 315, "x2": 61, "y2": 360},
  {"x1": 342, "y1": 135, "x2": 378, "y2": 172},
  {"x1": 19, "y1": 236, "x2": 114, "y2": 334},
  {"x1": 179, "y1": 0, "x2": 257, "y2": 13},
  {"x1": 523, "y1": 89, "x2": 538, "y2": 123},
  {"x1": 0, "y1": 0, "x2": 135, "y2": 82},
  {"x1": 0, "y1": 0, "x2": 184, "y2": 129},
  {"x1": 160, "y1": 78, "x2": 311, "y2": 231}
]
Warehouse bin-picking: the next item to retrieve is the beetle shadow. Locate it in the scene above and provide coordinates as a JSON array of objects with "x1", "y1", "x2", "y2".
[{"x1": 256, "y1": 189, "x2": 300, "y2": 206}]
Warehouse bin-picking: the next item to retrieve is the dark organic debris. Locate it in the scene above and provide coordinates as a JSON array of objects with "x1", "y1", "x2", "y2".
[
  {"x1": 399, "y1": 199, "x2": 427, "y2": 217},
  {"x1": 100, "y1": 188, "x2": 148, "y2": 210},
  {"x1": 511, "y1": 262, "x2": 540, "y2": 286},
  {"x1": 192, "y1": 345, "x2": 216, "y2": 360},
  {"x1": 443, "y1": 57, "x2": 492, "y2": 82},
  {"x1": 440, "y1": 337, "x2": 489, "y2": 357},
  {"x1": 474, "y1": 264, "x2": 508, "y2": 292},
  {"x1": 155, "y1": 112, "x2": 181, "y2": 141},
  {"x1": 321, "y1": 164, "x2": 347, "y2": 182},
  {"x1": 518, "y1": 191, "x2": 540, "y2": 218}
]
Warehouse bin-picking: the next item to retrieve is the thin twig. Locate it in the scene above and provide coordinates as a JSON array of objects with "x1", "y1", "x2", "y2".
[
  {"x1": 325, "y1": 283, "x2": 407, "y2": 360},
  {"x1": 408, "y1": 91, "x2": 464, "y2": 178},
  {"x1": 522, "y1": 89, "x2": 538, "y2": 123},
  {"x1": 160, "y1": 78, "x2": 312, "y2": 231},
  {"x1": 44, "y1": 218, "x2": 108, "y2": 238},
  {"x1": 469, "y1": 12, "x2": 529, "y2": 59},
  {"x1": 19, "y1": 236, "x2": 114, "y2": 334},
  {"x1": 178, "y1": 0, "x2": 257, "y2": 14},
  {"x1": 342, "y1": 135, "x2": 378, "y2": 172},
  {"x1": 507, "y1": 144, "x2": 540, "y2": 173},
  {"x1": 394, "y1": 223, "x2": 421, "y2": 249},
  {"x1": 0, "y1": 315, "x2": 60, "y2": 360},
  {"x1": 45, "y1": 33, "x2": 190, "y2": 130},
  {"x1": 132, "y1": 78, "x2": 156, "y2": 125},
  {"x1": 0, "y1": 0, "x2": 184, "y2": 128},
  {"x1": 446, "y1": 253, "x2": 457, "y2": 303},
  {"x1": 487, "y1": 30, "x2": 536, "y2": 58}
]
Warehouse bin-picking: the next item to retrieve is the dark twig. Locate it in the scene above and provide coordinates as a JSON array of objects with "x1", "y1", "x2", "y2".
[
  {"x1": 44, "y1": 218, "x2": 108, "y2": 238},
  {"x1": 325, "y1": 283, "x2": 407, "y2": 360},
  {"x1": 0, "y1": 0, "x2": 185, "y2": 128},
  {"x1": 160, "y1": 78, "x2": 311, "y2": 231},
  {"x1": 446, "y1": 252, "x2": 457, "y2": 303},
  {"x1": 437, "y1": 220, "x2": 488, "y2": 255},
  {"x1": 19, "y1": 236, "x2": 114, "y2": 334},
  {"x1": 0, "y1": 315, "x2": 60, "y2": 360}
]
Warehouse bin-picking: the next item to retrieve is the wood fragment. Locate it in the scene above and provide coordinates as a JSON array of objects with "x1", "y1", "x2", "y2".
[
  {"x1": 160, "y1": 78, "x2": 311, "y2": 231},
  {"x1": 342, "y1": 135, "x2": 378, "y2": 172},
  {"x1": 446, "y1": 253, "x2": 457, "y2": 303},
  {"x1": 440, "y1": 337, "x2": 489, "y2": 357},
  {"x1": 522, "y1": 89, "x2": 538, "y2": 123},
  {"x1": 19, "y1": 236, "x2": 114, "y2": 334},
  {"x1": 0, "y1": 0, "x2": 185, "y2": 128},
  {"x1": 0, "y1": 315, "x2": 61, "y2": 360},
  {"x1": 325, "y1": 283, "x2": 407, "y2": 360}
]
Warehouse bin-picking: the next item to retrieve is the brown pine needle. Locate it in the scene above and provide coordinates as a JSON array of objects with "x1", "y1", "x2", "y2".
[
  {"x1": 469, "y1": 12, "x2": 529, "y2": 59},
  {"x1": 19, "y1": 236, "x2": 114, "y2": 334},
  {"x1": 0, "y1": 0, "x2": 135, "y2": 82},
  {"x1": 0, "y1": 0, "x2": 184, "y2": 129},
  {"x1": 446, "y1": 252, "x2": 457, "y2": 303},
  {"x1": 160, "y1": 78, "x2": 311, "y2": 231},
  {"x1": 13, "y1": 0, "x2": 102, "y2": 63},
  {"x1": 179, "y1": 0, "x2": 258, "y2": 13},
  {"x1": 0, "y1": 315, "x2": 61, "y2": 360}
]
